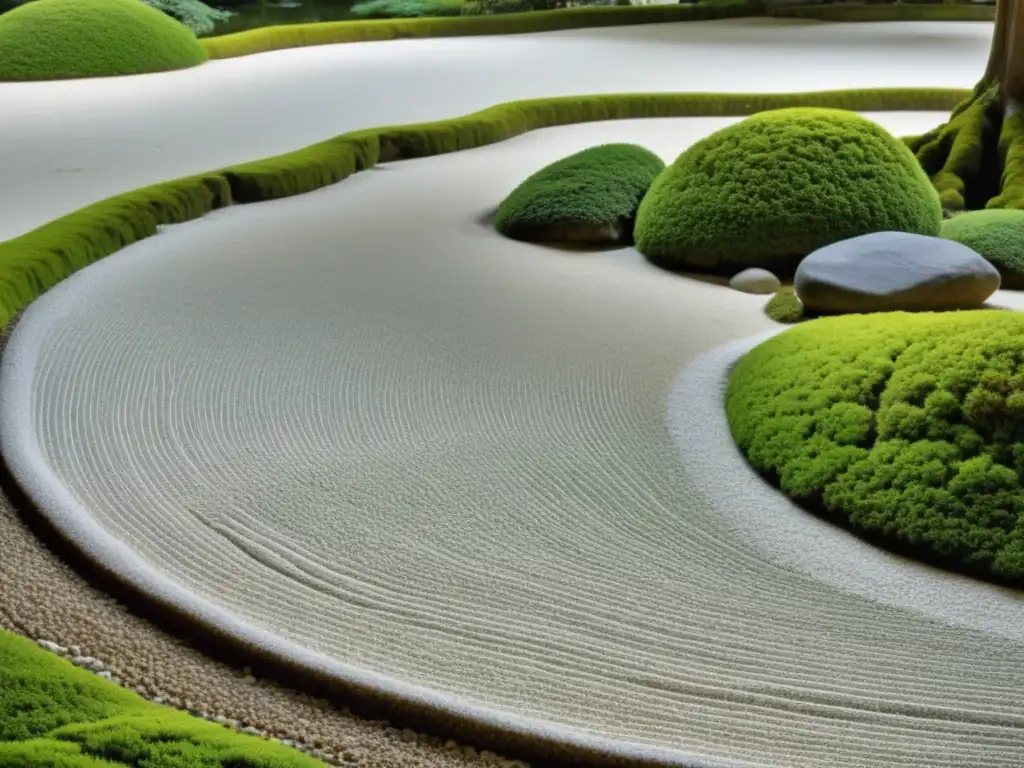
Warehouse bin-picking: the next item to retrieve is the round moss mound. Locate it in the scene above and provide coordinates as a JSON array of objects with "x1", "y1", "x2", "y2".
[
  {"x1": 727, "y1": 310, "x2": 1024, "y2": 586},
  {"x1": 764, "y1": 285, "x2": 805, "y2": 324},
  {"x1": 0, "y1": 0, "x2": 208, "y2": 81},
  {"x1": 494, "y1": 143, "x2": 665, "y2": 244},
  {"x1": 634, "y1": 108, "x2": 942, "y2": 272},
  {"x1": 942, "y1": 209, "x2": 1024, "y2": 290}
]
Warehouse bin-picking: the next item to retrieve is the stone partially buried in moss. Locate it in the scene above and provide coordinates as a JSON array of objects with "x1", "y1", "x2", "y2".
[
  {"x1": 794, "y1": 231, "x2": 1000, "y2": 314},
  {"x1": 0, "y1": 0, "x2": 208, "y2": 81},
  {"x1": 942, "y1": 208, "x2": 1024, "y2": 290},
  {"x1": 727, "y1": 310, "x2": 1024, "y2": 586},
  {"x1": 634, "y1": 108, "x2": 942, "y2": 272},
  {"x1": 494, "y1": 143, "x2": 665, "y2": 245}
]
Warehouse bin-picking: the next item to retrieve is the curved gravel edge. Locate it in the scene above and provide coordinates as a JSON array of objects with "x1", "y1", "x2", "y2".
[
  {"x1": 668, "y1": 330, "x2": 1024, "y2": 641},
  {"x1": 0, "y1": 313, "x2": 529, "y2": 768},
  {"x1": 0, "y1": 272, "x2": 763, "y2": 768}
]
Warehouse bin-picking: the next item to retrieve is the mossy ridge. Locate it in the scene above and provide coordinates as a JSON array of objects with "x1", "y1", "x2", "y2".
[
  {"x1": 634, "y1": 107, "x2": 942, "y2": 273},
  {"x1": 494, "y1": 143, "x2": 665, "y2": 241},
  {"x1": 0, "y1": 0, "x2": 208, "y2": 81},
  {"x1": 0, "y1": 627, "x2": 326, "y2": 767},
  {"x1": 771, "y1": 2, "x2": 995, "y2": 22},
  {"x1": 941, "y1": 208, "x2": 1024, "y2": 289},
  {"x1": 0, "y1": 88, "x2": 967, "y2": 340},
  {"x1": 727, "y1": 310, "x2": 1024, "y2": 586},
  {"x1": 202, "y1": 0, "x2": 758, "y2": 58},
  {"x1": 200, "y1": 0, "x2": 999, "y2": 60}
]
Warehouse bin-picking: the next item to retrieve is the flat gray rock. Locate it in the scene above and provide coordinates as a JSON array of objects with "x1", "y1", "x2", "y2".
[
  {"x1": 729, "y1": 267, "x2": 781, "y2": 295},
  {"x1": 795, "y1": 231, "x2": 1000, "y2": 313}
]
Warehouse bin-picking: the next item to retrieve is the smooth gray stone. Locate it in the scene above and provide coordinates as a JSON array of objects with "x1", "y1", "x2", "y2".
[
  {"x1": 795, "y1": 231, "x2": 1000, "y2": 313},
  {"x1": 729, "y1": 267, "x2": 782, "y2": 295}
]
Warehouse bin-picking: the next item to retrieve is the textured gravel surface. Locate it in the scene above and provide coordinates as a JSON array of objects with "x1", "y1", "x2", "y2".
[
  {"x1": 0, "y1": 315, "x2": 529, "y2": 768},
  {"x1": 7, "y1": 114, "x2": 1024, "y2": 768},
  {"x1": 0, "y1": 18, "x2": 990, "y2": 240},
  {"x1": 0, "y1": 16, "x2": 1015, "y2": 768}
]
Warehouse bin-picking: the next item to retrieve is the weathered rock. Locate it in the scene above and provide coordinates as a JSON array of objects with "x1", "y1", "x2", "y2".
[
  {"x1": 517, "y1": 218, "x2": 626, "y2": 245},
  {"x1": 729, "y1": 268, "x2": 781, "y2": 295},
  {"x1": 795, "y1": 231, "x2": 1000, "y2": 313}
]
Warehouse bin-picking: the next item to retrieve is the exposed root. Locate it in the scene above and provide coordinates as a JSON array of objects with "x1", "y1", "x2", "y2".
[{"x1": 907, "y1": 84, "x2": 1005, "y2": 214}]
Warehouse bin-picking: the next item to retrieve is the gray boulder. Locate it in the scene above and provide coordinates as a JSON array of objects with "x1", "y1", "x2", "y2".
[
  {"x1": 795, "y1": 231, "x2": 1000, "y2": 314},
  {"x1": 730, "y1": 267, "x2": 781, "y2": 295}
]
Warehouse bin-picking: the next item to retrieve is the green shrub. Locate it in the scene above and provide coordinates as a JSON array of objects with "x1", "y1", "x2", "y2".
[
  {"x1": 634, "y1": 108, "x2": 942, "y2": 273},
  {"x1": 0, "y1": 628, "x2": 327, "y2": 766},
  {"x1": 764, "y1": 285, "x2": 804, "y2": 323},
  {"x1": 350, "y1": 0, "x2": 464, "y2": 19},
  {"x1": 494, "y1": 143, "x2": 665, "y2": 242},
  {"x1": 941, "y1": 209, "x2": 1024, "y2": 289},
  {"x1": 141, "y1": 0, "x2": 233, "y2": 35},
  {"x1": 727, "y1": 310, "x2": 1024, "y2": 586},
  {"x1": 0, "y1": 0, "x2": 208, "y2": 80}
]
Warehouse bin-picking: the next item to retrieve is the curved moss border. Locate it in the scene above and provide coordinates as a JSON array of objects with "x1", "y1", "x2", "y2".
[
  {"x1": 770, "y1": 2, "x2": 994, "y2": 22},
  {"x1": 0, "y1": 86, "x2": 970, "y2": 766},
  {"x1": 202, "y1": 0, "x2": 762, "y2": 58},
  {"x1": 0, "y1": 88, "x2": 967, "y2": 332},
  {"x1": 200, "y1": 0, "x2": 993, "y2": 61}
]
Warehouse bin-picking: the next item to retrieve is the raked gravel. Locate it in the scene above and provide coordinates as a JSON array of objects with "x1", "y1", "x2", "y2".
[
  {"x1": 5, "y1": 115, "x2": 1024, "y2": 768},
  {"x1": 0, "y1": 17, "x2": 1016, "y2": 768}
]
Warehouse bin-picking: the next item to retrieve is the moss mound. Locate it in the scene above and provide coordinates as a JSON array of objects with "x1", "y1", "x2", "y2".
[
  {"x1": 634, "y1": 108, "x2": 942, "y2": 272},
  {"x1": 942, "y1": 209, "x2": 1024, "y2": 290},
  {"x1": 727, "y1": 310, "x2": 1024, "y2": 586},
  {"x1": 0, "y1": 628, "x2": 325, "y2": 766},
  {"x1": 494, "y1": 143, "x2": 665, "y2": 244},
  {"x1": 764, "y1": 286, "x2": 805, "y2": 323},
  {"x1": 0, "y1": 0, "x2": 208, "y2": 81}
]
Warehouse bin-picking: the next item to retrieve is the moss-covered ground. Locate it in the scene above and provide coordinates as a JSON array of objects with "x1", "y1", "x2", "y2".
[{"x1": 728, "y1": 311, "x2": 1024, "y2": 586}]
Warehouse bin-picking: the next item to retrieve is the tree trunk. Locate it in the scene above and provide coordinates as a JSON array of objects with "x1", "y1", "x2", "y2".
[{"x1": 908, "y1": 0, "x2": 1024, "y2": 212}]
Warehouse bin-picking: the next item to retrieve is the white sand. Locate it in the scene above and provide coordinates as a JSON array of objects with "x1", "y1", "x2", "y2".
[
  {"x1": 6, "y1": 109, "x2": 1024, "y2": 768},
  {"x1": 0, "y1": 18, "x2": 991, "y2": 240}
]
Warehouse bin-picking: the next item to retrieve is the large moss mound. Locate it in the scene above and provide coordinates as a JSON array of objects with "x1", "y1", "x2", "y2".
[
  {"x1": 727, "y1": 311, "x2": 1024, "y2": 586},
  {"x1": 494, "y1": 143, "x2": 665, "y2": 244},
  {"x1": 0, "y1": 628, "x2": 325, "y2": 766},
  {"x1": 0, "y1": 0, "x2": 208, "y2": 81},
  {"x1": 634, "y1": 108, "x2": 942, "y2": 272},
  {"x1": 942, "y1": 209, "x2": 1024, "y2": 290}
]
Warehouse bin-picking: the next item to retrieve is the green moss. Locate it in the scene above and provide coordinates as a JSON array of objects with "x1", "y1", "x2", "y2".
[
  {"x1": 727, "y1": 311, "x2": 1024, "y2": 586},
  {"x1": 941, "y1": 209, "x2": 1024, "y2": 289},
  {"x1": 634, "y1": 108, "x2": 942, "y2": 273},
  {"x1": 0, "y1": 88, "x2": 967, "y2": 339},
  {"x1": 764, "y1": 286, "x2": 805, "y2": 324},
  {"x1": 350, "y1": 0, "x2": 464, "y2": 19},
  {"x1": 771, "y1": 2, "x2": 994, "y2": 21},
  {"x1": 0, "y1": 627, "x2": 326, "y2": 766},
  {"x1": 0, "y1": 0, "x2": 208, "y2": 81},
  {"x1": 202, "y1": 0, "x2": 761, "y2": 58},
  {"x1": 494, "y1": 143, "x2": 664, "y2": 242},
  {"x1": 908, "y1": 84, "x2": 1003, "y2": 213}
]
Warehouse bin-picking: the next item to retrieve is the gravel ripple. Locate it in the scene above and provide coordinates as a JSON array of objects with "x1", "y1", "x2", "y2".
[{"x1": 4, "y1": 117, "x2": 1024, "y2": 767}]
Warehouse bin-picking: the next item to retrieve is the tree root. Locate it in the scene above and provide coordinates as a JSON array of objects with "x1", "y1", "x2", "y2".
[{"x1": 906, "y1": 84, "x2": 1006, "y2": 214}]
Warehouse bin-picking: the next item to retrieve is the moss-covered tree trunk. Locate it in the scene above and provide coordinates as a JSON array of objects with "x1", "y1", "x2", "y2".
[{"x1": 908, "y1": 0, "x2": 1024, "y2": 211}]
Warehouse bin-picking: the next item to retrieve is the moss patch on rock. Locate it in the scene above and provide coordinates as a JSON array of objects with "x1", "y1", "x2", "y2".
[
  {"x1": 634, "y1": 108, "x2": 942, "y2": 272},
  {"x1": 727, "y1": 310, "x2": 1024, "y2": 586},
  {"x1": 0, "y1": 0, "x2": 208, "y2": 81},
  {"x1": 494, "y1": 143, "x2": 665, "y2": 244},
  {"x1": 942, "y1": 208, "x2": 1024, "y2": 290}
]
